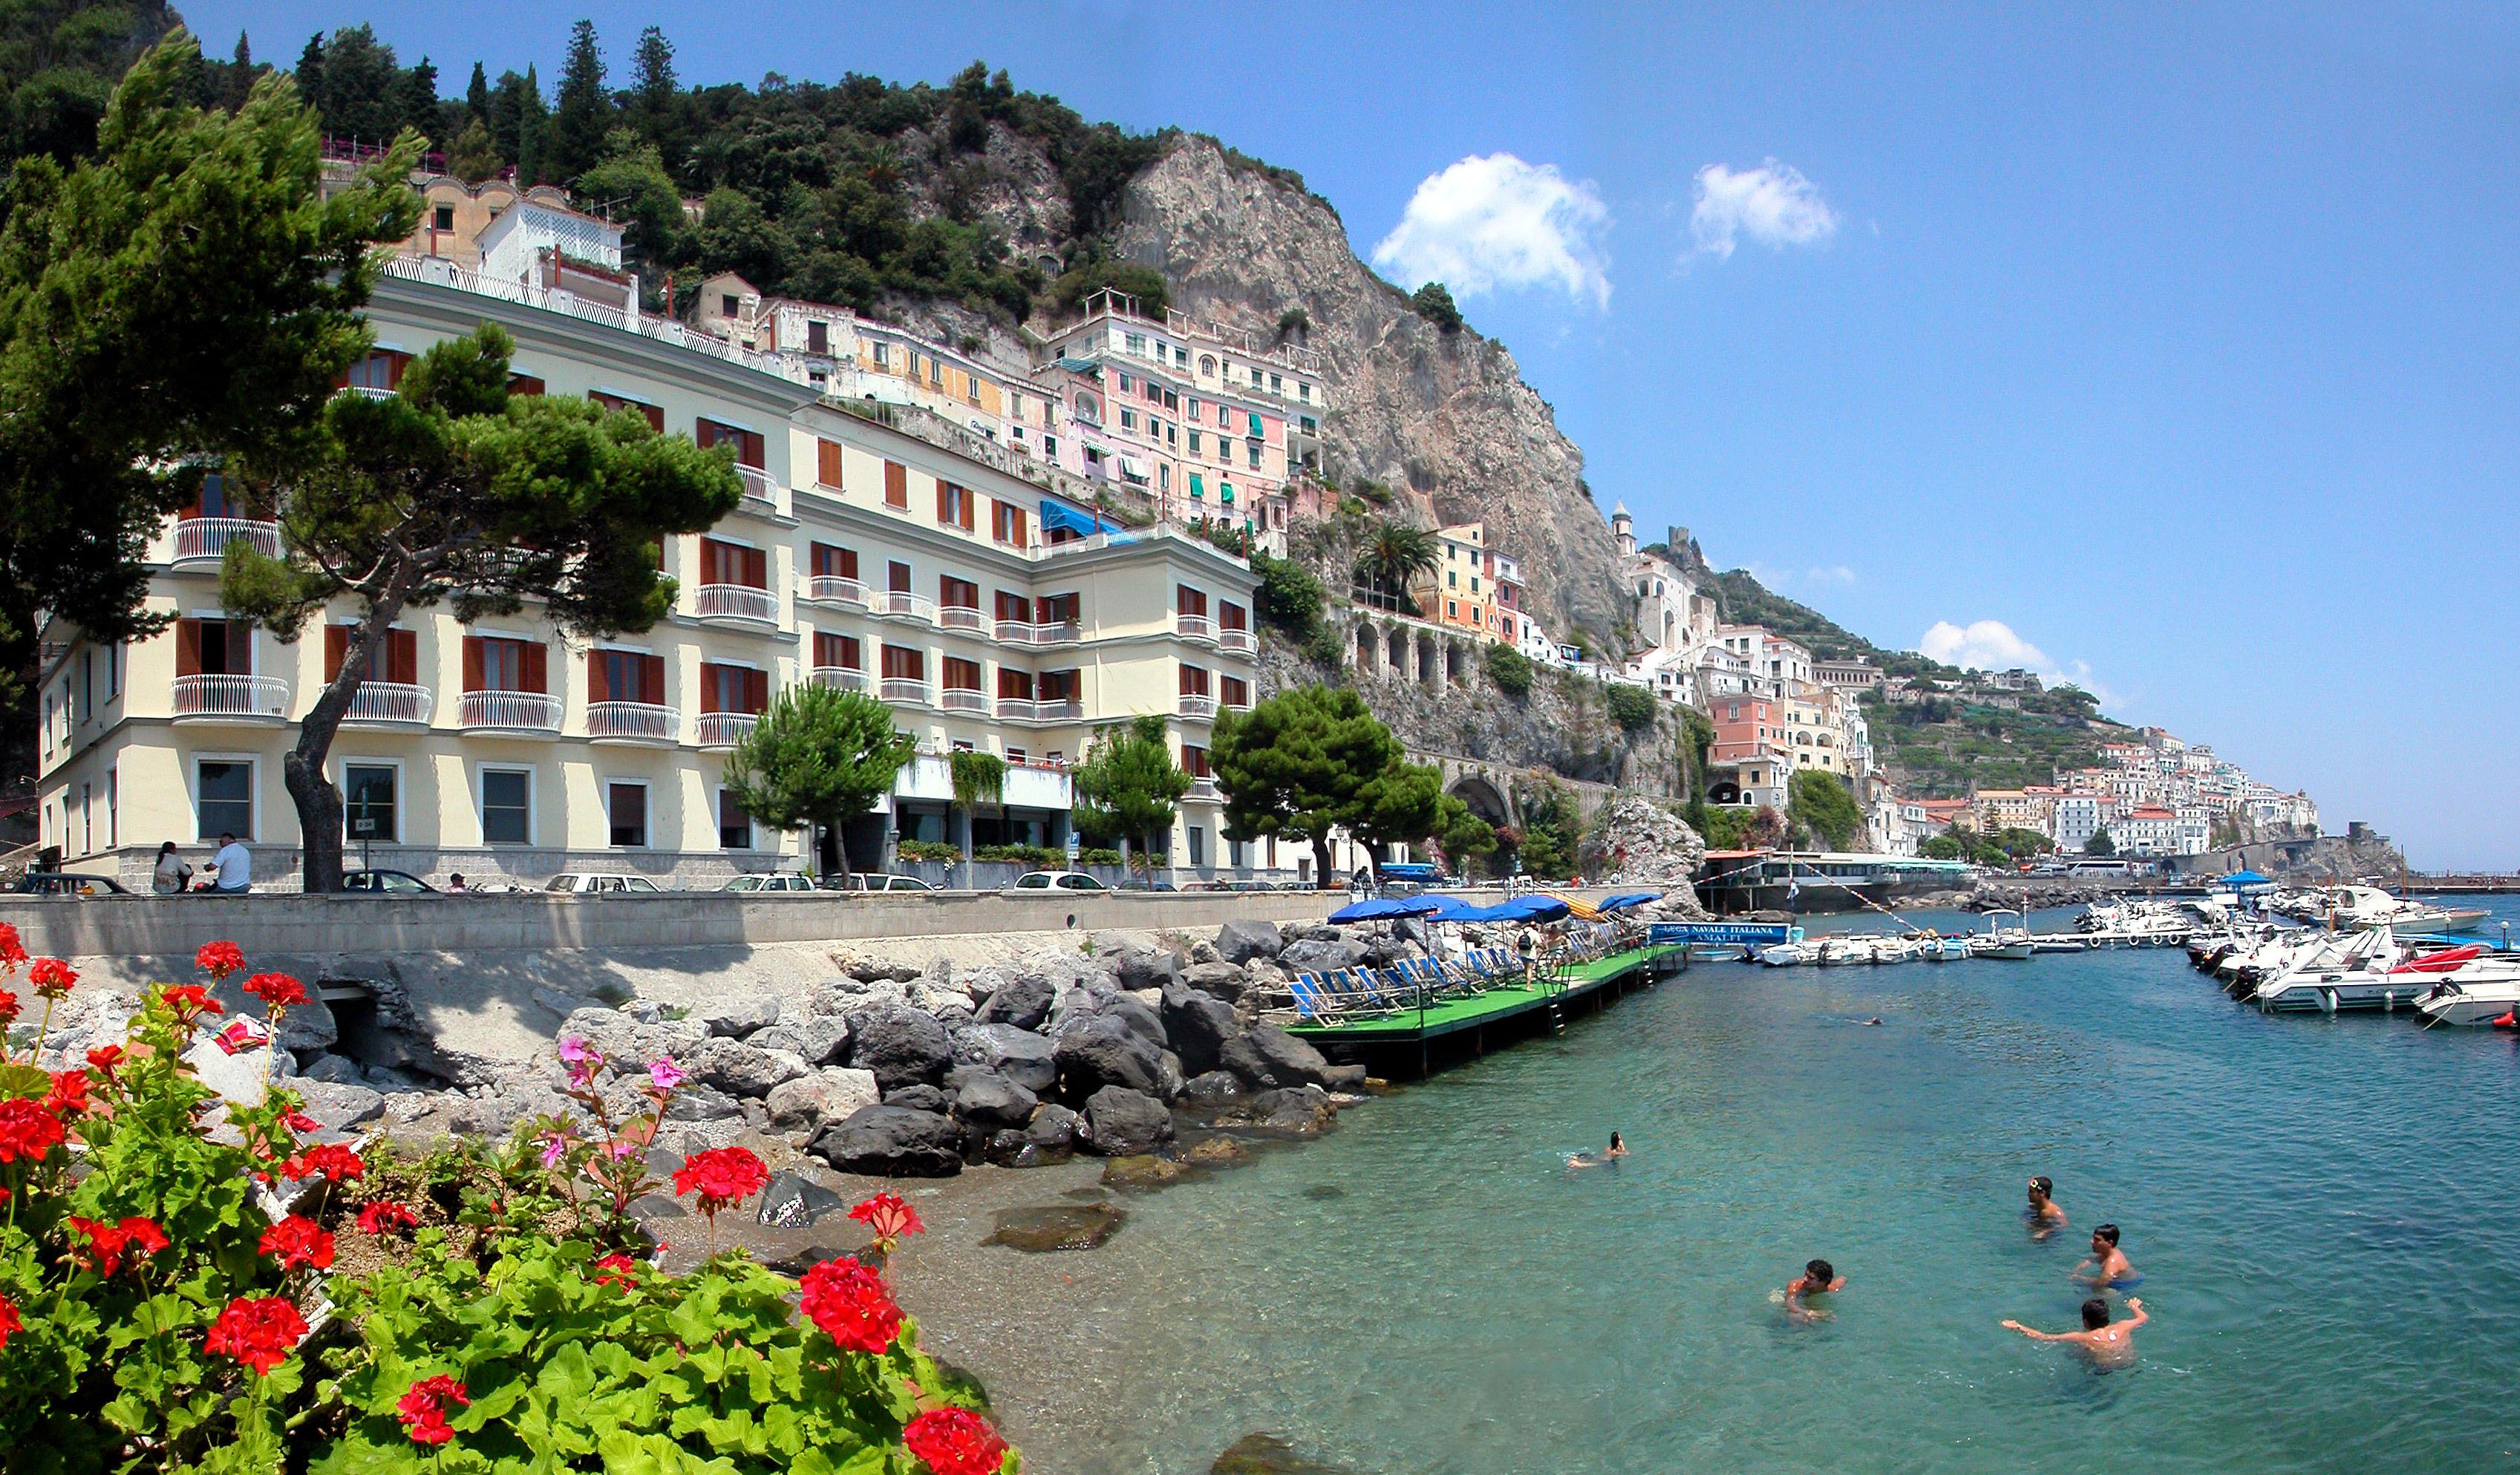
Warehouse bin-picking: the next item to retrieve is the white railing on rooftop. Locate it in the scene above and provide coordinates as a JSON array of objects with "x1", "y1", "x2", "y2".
[
  {"x1": 457, "y1": 689, "x2": 561, "y2": 733},
  {"x1": 172, "y1": 674, "x2": 289, "y2": 720},
  {"x1": 342, "y1": 682, "x2": 432, "y2": 725},
  {"x1": 173, "y1": 517, "x2": 280, "y2": 564},
  {"x1": 381, "y1": 255, "x2": 803, "y2": 384},
  {"x1": 695, "y1": 583, "x2": 777, "y2": 623}
]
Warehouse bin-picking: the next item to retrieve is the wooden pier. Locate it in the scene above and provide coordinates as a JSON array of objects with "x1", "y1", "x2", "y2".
[{"x1": 1285, "y1": 943, "x2": 1687, "y2": 1078}]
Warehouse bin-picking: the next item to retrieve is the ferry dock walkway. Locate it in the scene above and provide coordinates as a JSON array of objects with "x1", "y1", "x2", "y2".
[{"x1": 1285, "y1": 943, "x2": 1688, "y2": 1077}]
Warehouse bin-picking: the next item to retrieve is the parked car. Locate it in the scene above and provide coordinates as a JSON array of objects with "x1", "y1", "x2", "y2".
[
  {"x1": 1116, "y1": 877, "x2": 1178, "y2": 892},
  {"x1": 11, "y1": 871, "x2": 131, "y2": 897},
  {"x1": 1004, "y1": 871, "x2": 1109, "y2": 893},
  {"x1": 339, "y1": 869, "x2": 437, "y2": 895},
  {"x1": 541, "y1": 873, "x2": 667, "y2": 895},
  {"x1": 821, "y1": 873, "x2": 937, "y2": 893},
  {"x1": 718, "y1": 873, "x2": 817, "y2": 893}
]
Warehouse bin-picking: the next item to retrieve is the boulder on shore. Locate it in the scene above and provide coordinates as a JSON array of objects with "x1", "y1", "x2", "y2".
[
  {"x1": 695, "y1": 995, "x2": 781, "y2": 1038},
  {"x1": 750, "y1": 1016, "x2": 849, "y2": 1066},
  {"x1": 1159, "y1": 985, "x2": 1239, "y2": 1076},
  {"x1": 1279, "y1": 938, "x2": 1366, "y2": 975},
  {"x1": 944, "y1": 1067, "x2": 1039, "y2": 1130},
  {"x1": 764, "y1": 1067, "x2": 879, "y2": 1134},
  {"x1": 1214, "y1": 918, "x2": 1284, "y2": 966},
  {"x1": 809, "y1": 1104, "x2": 963, "y2": 1177},
  {"x1": 1078, "y1": 1085, "x2": 1175, "y2": 1157},
  {"x1": 845, "y1": 1004, "x2": 953, "y2": 1090},
  {"x1": 1052, "y1": 1014, "x2": 1165, "y2": 1099},
  {"x1": 690, "y1": 1037, "x2": 810, "y2": 1098},
  {"x1": 973, "y1": 972, "x2": 1056, "y2": 1031},
  {"x1": 962, "y1": 1023, "x2": 1058, "y2": 1094}
]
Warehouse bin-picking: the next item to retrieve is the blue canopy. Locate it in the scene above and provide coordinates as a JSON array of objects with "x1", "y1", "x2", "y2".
[
  {"x1": 1483, "y1": 896, "x2": 1572, "y2": 923},
  {"x1": 2215, "y1": 870, "x2": 2272, "y2": 888},
  {"x1": 1596, "y1": 892, "x2": 1663, "y2": 913},
  {"x1": 1417, "y1": 895, "x2": 1489, "y2": 923},
  {"x1": 1328, "y1": 897, "x2": 1440, "y2": 923},
  {"x1": 1038, "y1": 497, "x2": 1126, "y2": 540}
]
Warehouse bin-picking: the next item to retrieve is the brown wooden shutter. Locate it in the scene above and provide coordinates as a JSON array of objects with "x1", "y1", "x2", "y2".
[
  {"x1": 225, "y1": 620, "x2": 252, "y2": 674},
  {"x1": 389, "y1": 629, "x2": 417, "y2": 684},
  {"x1": 840, "y1": 547, "x2": 858, "y2": 580},
  {"x1": 817, "y1": 438, "x2": 845, "y2": 488},
  {"x1": 1011, "y1": 506, "x2": 1028, "y2": 544},
  {"x1": 744, "y1": 546, "x2": 767, "y2": 587},
  {"x1": 587, "y1": 650, "x2": 610, "y2": 702},
  {"x1": 521, "y1": 642, "x2": 547, "y2": 693},
  {"x1": 642, "y1": 654, "x2": 665, "y2": 699},
  {"x1": 640, "y1": 403, "x2": 663, "y2": 433},
  {"x1": 699, "y1": 663, "x2": 723, "y2": 713},
  {"x1": 176, "y1": 618, "x2": 202, "y2": 677},
  {"x1": 324, "y1": 625, "x2": 348, "y2": 677},
  {"x1": 746, "y1": 667, "x2": 768, "y2": 711},
  {"x1": 936, "y1": 479, "x2": 949, "y2": 523},
  {"x1": 462, "y1": 635, "x2": 483, "y2": 692},
  {"x1": 884, "y1": 460, "x2": 907, "y2": 507}
]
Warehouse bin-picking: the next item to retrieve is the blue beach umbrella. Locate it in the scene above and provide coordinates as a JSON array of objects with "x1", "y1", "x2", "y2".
[
  {"x1": 1596, "y1": 892, "x2": 1663, "y2": 913},
  {"x1": 1328, "y1": 896, "x2": 1441, "y2": 923}
]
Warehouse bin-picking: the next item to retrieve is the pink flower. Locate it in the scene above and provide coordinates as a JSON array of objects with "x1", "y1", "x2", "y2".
[
  {"x1": 647, "y1": 1057, "x2": 686, "y2": 1092},
  {"x1": 538, "y1": 1131, "x2": 572, "y2": 1171},
  {"x1": 557, "y1": 1036, "x2": 595, "y2": 1064}
]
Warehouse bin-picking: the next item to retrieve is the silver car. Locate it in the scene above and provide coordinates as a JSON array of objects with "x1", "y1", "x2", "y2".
[{"x1": 1005, "y1": 870, "x2": 1110, "y2": 893}]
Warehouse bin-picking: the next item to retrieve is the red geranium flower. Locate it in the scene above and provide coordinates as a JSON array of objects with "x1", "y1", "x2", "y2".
[
  {"x1": 0, "y1": 988, "x2": 16, "y2": 1028},
  {"x1": 396, "y1": 1373, "x2": 469, "y2": 1446},
  {"x1": 282, "y1": 1109, "x2": 322, "y2": 1133},
  {"x1": 195, "y1": 941, "x2": 246, "y2": 980},
  {"x1": 259, "y1": 1214, "x2": 335, "y2": 1271},
  {"x1": 65, "y1": 1215, "x2": 169, "y2": 1276},
  {"x1": 0, "y1": 1097, "x2": 65, "y2": 1165},
  {"x1": 797, "y1": 1257, "x2": 903, "y2": 1355},
  {"x1": 0, "y1": 1292, "x2": 18, "y2": 1351},
  {"x1": 901, "y1": 1407, "x2": 1011, "y2": 1475},
  {"x1": 849, "y1": 1191, "x2": 926, "y2": 1252},
  {"x1": 27, "y1": 957, "x2": 75, "y2": 1000},
  {"x1": 86, "y1": 1044, "x2": 124, "y2": 1073},
  {"x1": 590, "y1": 1252, "x2": 640, "y2": 1289},
  {"x1": 157, "y1": 984, "x2": 222, "y2": 1024},
  {"x1": 671, "y1": 1146, "x2": 769, "y2": 1218},
  {"x1": 286, "y1": 1142, "x2": 366, "y2": 1183},
  {"x1": 357, "y1": 1200, "x2": 420, "y2": 1235},
  {"x1": 241, "y1": 972, "x2": 307, "y2": 1013},
  {"x1": 206, "y1": 1295, "x2": 307, "y2": 1376},
  {"x1": 0, "y1": 920, "x2": 26, "y2": 967},
  {"x1": 44, "y1": 1069, "x2": 88, "y2": 1116}
]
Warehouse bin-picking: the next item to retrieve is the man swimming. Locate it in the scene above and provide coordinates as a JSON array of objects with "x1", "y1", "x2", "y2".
[
  {"x1": 1568, "y1": 1131, "x2": 1628, "y2": 1168},
  {"x1": 2026, "y1": 1176, "x2": 2068, "y2": 1240},
  {"x1": 2074, "y1": 1223, "x2": 2138, "y2": 1287},
  {"x1": 2003, "y1": 1296, "x2": 2148, "y2": 1365},
  {"x1": 1783, "y1": 1258, "x2": 1845, "y2": 1323}
]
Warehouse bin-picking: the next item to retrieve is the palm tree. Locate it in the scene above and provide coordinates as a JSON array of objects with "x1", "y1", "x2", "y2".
[{"x1": 1352, "y1": 523, "x2": 1439, "y2": 612}]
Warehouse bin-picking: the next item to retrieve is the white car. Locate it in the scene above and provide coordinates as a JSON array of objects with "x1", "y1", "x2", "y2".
[
  {"x1": 1004, "y1": 870, "x2": 1109, "y2": 893},
  {"x1": 841, "y1": 874, "x2": 937, "y2": 893},
  {"x1": 718, "y1": 873, "x2": 817, "y2": 893},
  {"x1": 542, "y1": 873, "x2": 667, "y2": 895}
]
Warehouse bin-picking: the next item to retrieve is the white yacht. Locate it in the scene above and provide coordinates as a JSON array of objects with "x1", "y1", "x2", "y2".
[
  {"x1": 2417, "y1": 969, "x2": 2520, "y2": 1027},
  {"x1": 2291, "y1": 885, "x2": 2487, "y2": 936},
  {"x1": 2249, "y1": 927, "x2": 2481, "y2": 1013},
  {"x1": 1968, "y1": 909, "x2": 2036, "y2": 961}
]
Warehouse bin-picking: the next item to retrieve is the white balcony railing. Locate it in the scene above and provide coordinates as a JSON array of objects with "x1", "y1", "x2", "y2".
[
  {"x1": 1031, "y1": 698, "x2": 1083, "y2": 722},
  {"x1": 587, "y1": 701, "x2": 679, "y2": 742},
  {"x1": 172, "y1": 517, "x2": 281, "y2": 564},
  {"x1": 696, "y1": 711, "x2": 759, "y2": 748},
  {"x1": 806, "y1": 575, "x2": 866, "y2": 607},
  {"x1": 881, "y1": 678, "x2": 932, "y2": 707},
  {"x1": 735, "y1": 465, "x2": 777, "y2": 514},
  {"x1": 995, "y1": 696, "x2": 1039, "y2": 721},
  {"x1": 457, "y1": 689, "x2": 561, "y2": 733},
  {"x1": 342, "y1": 681, "x2": 433, "y2": 725},
  {"x1": 1224, "y1": 693, "x2": 1253, "y2": 712},
  {"x1": 335, "y1": 385, "x2": 396, "y2": 401},
  {"x1": 696, "y1": 583, "x2": 777, "y2": 624},
  {"x1": 1178, "y1": 693, "x2": 1217, "y2": 719},
  {"x1": 1218, "y1": 628, "x2": 1257, "y2": 655},
  {"x1": 872, "y1": 591, "x2": 934, "y2": 623},
  {"x1": 1175, "y1": 614, "x2": 1215, "y2": 642},
  {"x1": 940, "y1": 688, "x2": 988, "y2": 713},
  {"x1": 936, "y1": 605, "x2": 985, "y2": 632},
  {"x1": 994, "y1": 620, "x2": 1037, "y2": 644},
  {"x1": 171, "y1": 673, "x2": 289, "y2": 720},
  {"x1": 1033, "y1": 620, "x2": 1080, "y2": 645},
  {"x1": 810, "y1": 665, "x2": 869, "y2": 693},
  {"x1": 1184, "y1": 777, "x2": 1221, "y2": 803}
]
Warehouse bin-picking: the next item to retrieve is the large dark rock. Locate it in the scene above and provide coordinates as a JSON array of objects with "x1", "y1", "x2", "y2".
[
  {"x1": 983, "y1": 1202, "x2": 1124, "y2": 1252},
  {"x1": 1244, "y1": 1085, "x2": 1338, "y2": 1138},
  {"x1": 695, "y1": 995, "x2": 781, "y2": 1038},
  {"x1": 1182, "y1": 961, "x2": 1251, "y2": 1002},
  {"x1": 1181, "y1": 1070, "x2": 1244, "y2": 1105},
  {"x1": 751, "y1": 1016, "x2": 849, "y2": 1066},
  {"x1": 1100, "y1": 993, "x2": 1169, "y2": 1050},
  {"x1": 1078, "y1": 1085, "x2": 1175, "y2": 1157},
  {"x1": 1160, "y1": 985, "x2": 1239, "y2": 1076},
  {"x1": 1052, "y1": 1015, "x2": 1165, "y2": 1098},
  {"x1": 662, "y1": 1082, "x2": 745, "y2": 1122},
  {"x1": 973, "y1": 972, "x2": 1056, "y2": 1031},
  {"x1": 1320, "y1": 1063, "x2": 1370, "y2": 1092},
  {"x1": 755, "y1": 1171, "x2": 843, "y2": 1228},
  {"x1": 964, "y1": 1024, "x2": 1057, "y2": 1095},
  {"x1": 1216, "y1": 1033, "x2": 1276, "y2": 1090},
  {"x1": 1024, "y1": 1102, "x2": 1078, "y2": 1154},
  {"x1": 846, "y1": 1004, "x2": 953, "y2": 1090},
  {"x1": 691, "y1": 1037, "x2": 810, "y2": 1098},
  {"x1": 1214, "y1": 918, "x2": 1284, "y2": 966},
  {"x1": 1250, "y1": 1024, "x2": 1331, "y2": 1087},
  {"x1": 1278, "y1": 938, "x2": 1366, "y2": 975},
  {"x1": 1111, "y1": 946, "x2": 1184, "y2": 992},
  {"x1": 809, "y1": 1105, "x2": 963, "y2": 1177},
  {"x1": 882, "y1": 1083, "x2": 947, "y2": 1114},
  {"x1": 945, "y1": 1067, "x2": 1039, "y2": 1130}
]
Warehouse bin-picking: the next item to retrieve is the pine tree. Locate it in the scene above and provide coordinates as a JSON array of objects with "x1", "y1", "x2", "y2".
[
  {"x1": 631, "y1": 26, "x2": 675, "y2": 110},
  {"x1": 293, "y1": 32, "x2": 324, "y2": 131},
  {"x1": 223, "y1": 33, "x2": 255, "y2": 112},
  {"x1": 514, "y1": 65, "x2": 547, "y2": 183},
  {"x1": 549, "y1": 19, "x2": 610, "y2": 183},
  {"x1": 465, "y1": 62, "x2": 489, "y2": 122}
]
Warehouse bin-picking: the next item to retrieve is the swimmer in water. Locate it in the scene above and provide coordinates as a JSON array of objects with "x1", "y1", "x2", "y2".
[
  {"x1": 1783, "y1": 1258, "x2": 1845, "y2": 1323},
  {"x1": 1568, "y1": 1131, "x2": 1628, "y2": 1168},
  {"x1": 2074, "y1": 1223, "x2": 2138, "y2": 1287},
  {"x1": 2003, "y1": 1296, "x2": 2147, "y2": 1365},
  {"x1": 2026, "y1": 1176, "x2": 2067, "y2": 1240}
]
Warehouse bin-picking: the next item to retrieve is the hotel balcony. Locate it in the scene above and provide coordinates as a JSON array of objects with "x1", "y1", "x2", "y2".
[
  {"x1": 172, "y1": 517, "x2": 281, "y2": 569},
  {"x1": 806, "y1": 575, "x2": 866, "y2": 608},
  {"x1": 696, "y1": 711, "x2": 758, "y2": 749},
  {"x1": 1184, "y1": 777, "x2": 1221, "y2": 804},
  {"x1": 881, "y1": 677, "x2": 931, "y2": 707},
  {"x1": 171, "y1": 674, "x2": 290, "y2": 724},
  {"x1": 340, "y1": 681, "x2": 434, "y2": 728},
  {"x1": 457, "y1": 689, "x2": 561, "y2": 736},
  {"x1": 870, "y1": 591, "x2": 934, "y2": 624},
  {"x1": 1175, "y1": 614, "x2": 1215, "y2": 643},
  {"x1": 1224, "y1": 694, "x2": 1253, "y2": 713},
  {"x1": 939, "y1": 687, "x2": 988, "y2": 713},
  {"x1": 587, "y1": 700, "x2": 679, "y2": 745},
  {"x1": 1217, "y1": 627, "x2": 1257, "y2": 655},
  {"x1": 998, "y1": 697, "x2": 1082, "y2": 723},
  {"x1": 1178, "y1": 693, "x2": 1217, "y2": 720},
  {"x1": 936, "y1": 604, "x2": 985, "y2": 634},
  {"x1": 695, "y1": 583, "x2": 777, "y2": 627},
  {"x1": 734, "y1": 465, "x2": 780, "y2": 517},
  {"x1": 810, "y1": 665, "x2": 869, "y2": 693}
]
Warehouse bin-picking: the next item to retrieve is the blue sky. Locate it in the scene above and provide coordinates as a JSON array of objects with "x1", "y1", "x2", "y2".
[{"x1": 192, "y1": 1, "x2": 2520, "y2": 867}]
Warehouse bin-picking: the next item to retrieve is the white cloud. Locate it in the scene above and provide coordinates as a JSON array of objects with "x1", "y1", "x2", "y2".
[
  {"x1": 1690, "y1": 160, "x2": 1838, "y2": 260},
  {"x1": 1804, "y1": 564, "x2": 1857, "y2": 586},
  {"x1": 1371, "y1": 154, "x2": 1611, "y2": 308},
  {"x1": 1920, "y1": 618, "x2": 2051, "y2": 672}
]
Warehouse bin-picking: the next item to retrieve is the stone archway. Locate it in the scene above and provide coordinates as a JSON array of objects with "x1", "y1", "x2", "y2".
[
  {"x1": 1354, "y1": 621, "x2": 1377, "y2": 674},
  {"x1": 1386, "y1": 626, "x2": 1408, "y2": 674},
  {"x1": 1447, "y1": 772, "x2": 1515, "y2": 880},
  {"x1": 1445, "y1": 641, "x2": 1467, "y2": 684},
  {"x1": 1415, "y1": 632, "x2": 1438, "y2": 688}
]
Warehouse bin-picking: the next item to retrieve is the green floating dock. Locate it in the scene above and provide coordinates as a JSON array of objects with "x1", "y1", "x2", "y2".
[{"x1": 1285, "y1": 944, "x2": 1687, "y2": 1072}]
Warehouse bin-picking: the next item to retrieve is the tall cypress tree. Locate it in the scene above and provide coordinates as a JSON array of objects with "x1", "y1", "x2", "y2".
[
  {"x1": 465, "y1": 62, "x2": 489, "y2": 122},
  {"x1": 222, "y1": 33, "x2": 256, "y2": 112},
  {"x1": 292, "y1": 32, "x2": 324, "y2": 131},
  {"x1": 549, "y1": 19, "x2": 610, "y2": 182},
  {"x1": 515, "y1": 65, "x2": 548, "y2": 183}
]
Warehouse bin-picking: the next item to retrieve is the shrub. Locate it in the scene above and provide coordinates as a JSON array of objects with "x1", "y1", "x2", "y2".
[
  {"x1": 1302, "y1": 624, "x2": 1345, "y2": 668},
  {"x1": 1078, "y1": 847, "x2": 1124, "y2": 866},
  {"x1": 975, "y1": 843, "x2": 1066, "y2": 868},
  {"x1": 1605, "y1": 681, "x2": 1658, "y2": 733},
  {"x1": 1250, "y1": 549, "x2": 1324, "y2": 637},
  {"x1": 1409, "y1": 281, "x2": 1463, "y2": 333},
  {"x1": 897, "y1": 838, "x2": 961, "y2": 863},
  {"x1": 0, "y1": 935, "x2": 1015, "y2": 1474},
  {"x1": 1485, "y1": 643, "x2": 1535, "y2": 698}
]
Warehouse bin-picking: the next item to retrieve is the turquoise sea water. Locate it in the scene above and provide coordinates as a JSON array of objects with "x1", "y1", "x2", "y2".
[{"x1": 1073, "y1": 899, "x2": 2520, "y2": 1474}]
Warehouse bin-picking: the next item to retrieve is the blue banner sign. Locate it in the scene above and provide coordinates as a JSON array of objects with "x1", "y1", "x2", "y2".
[{"x1": 1651, "y1": 921, "x2": 1791, "y2": 946}]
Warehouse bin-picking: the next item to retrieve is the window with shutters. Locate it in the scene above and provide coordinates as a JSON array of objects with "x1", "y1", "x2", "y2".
[
  {"x1": 607, "y1": 782, "x2": 647, "y2": 847},
  {"x1": 589, "y1": 649, "x2": 664, "y2": 704},
  {"x1": 699, "y1": 537, "x2": 768, "y2": 588},
  {"x1": 883, "y1": 460, "x2": 908, "y2": 508},
  {"x1": 325, "y1": 626, "x2": 418, "y2": 683},
  {"x1": 880, "y1": 644, "x2": 924, "y2": 681},
  {"x1": 942, "y1": 656, "x2": 982, "y2": 693},
  {"x1": 1247, "y1": 441, "x2": 1262, "y2": 469},
  {"x1": 814, "y1": 632, "x2": 861, "y2": 670},
  {"x1": 700, "y1": 662, "x2": 768, "y2": 714},
  {"x1": 806, "y1": 321, "x2": 829, "y2": 355},
  {"x1": 1220, "y1": 602, "x2": 1248, "y2": 633},
  {"x1": 997, "y1": 667, "x2": 1034, "y2": 699},
  {"x1": 341, "y1": 350, "x2": 411, "y2": 391},
  {"x1": 888, "y1": 560, "x2": 912, "y2": 594},
  {"x1": 1176, "y1": 585, "x2": 1209, "y2": 618},
  {"x1": 695, "y1": 419, "x2": 766, "y2": 468},
  {"x1": 588, "y1": 390, "x2": 664, "y2": 432},
  {"x1": 815, "y1": 438, "x2": 846, "y2": 490},
  {"x1": 176, "y1": 618, "x2": 253, "y2": 677},
  {"x1": 993, "y1": 590, "x2": 1029, "y2": 624},
  {"x1": 939, "y1": 576, "x2": 978, "y2": 611},
  {"x1": 1180, "y1": 745, "x2": 1211, "y2": 778},
  {"x1": 809, "y1": 543, "x2": 859, "y2": 580},
  {"x1": 1039, "y1": 669, "x2": 1080, "y2": 702},
  {"x1": 990, "y1": 500, "x2": 1028, "y2": 546},
  {"x1": 938, "y1": 481, "x2": 974, "y2": 530},
  {"x1": 1035, "y1": 592, "x2": 1079, "y2": 627},
  {"x1": 1178, "y1": 664, "x2": 1211, "y2": 697},
  {"x1": 507, "y1": 373, "x2": 544, "y2": 396},
  {"x1": 718, "y1": 788, "x2": 752, "y2": 849},
  {"x1": 466, "y1": 637, "x2": 545, "y2": 693}
]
